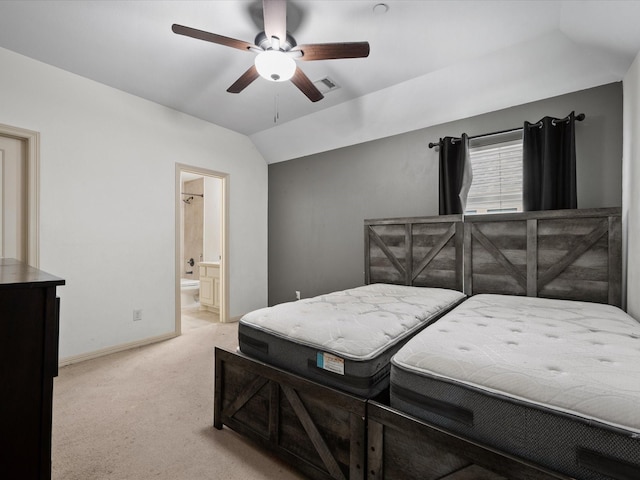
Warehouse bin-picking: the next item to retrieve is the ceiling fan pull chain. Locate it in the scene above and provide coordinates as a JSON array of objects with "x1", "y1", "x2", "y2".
[{"x1": 274, "y1": 94, "x2": 279, "y2": 124}]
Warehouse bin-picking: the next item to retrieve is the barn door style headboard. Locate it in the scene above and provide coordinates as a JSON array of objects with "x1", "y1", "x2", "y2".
[
  {"x1": 364, "y1": 214, "x2": 464, "y2": 291},
  {"x1": 463, "y1": 207, "x2": 622, "y2": 306}
]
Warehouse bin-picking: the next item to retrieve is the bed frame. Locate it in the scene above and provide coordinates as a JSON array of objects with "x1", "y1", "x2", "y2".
[
  {"x1": 214, "y1": 215, "x2": 464, "y2": 480},
  {"x1": 368, "y1": 207, "x2": 624, "y2": 480},
  {"x1": 366, "y1": 401, "x2": 572, "y2": 480},
  {"x1": 214, "y1": 208, "x2": 624, "y2": 480},
  {"x1": 214, "y1": 347, "x2": 366, "y2": 480}
]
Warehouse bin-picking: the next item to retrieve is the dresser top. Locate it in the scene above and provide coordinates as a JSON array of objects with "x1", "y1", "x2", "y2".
[{"x1": 0, "y1": 258, "x2": 65, "y2": 289}]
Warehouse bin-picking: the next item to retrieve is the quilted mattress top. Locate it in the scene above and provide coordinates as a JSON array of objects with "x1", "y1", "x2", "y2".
[
  {"x1": 240, "y1": 284, "x2": 465, "y2": 361},
  {"x1": 392, "y1": 294, "x2": 640, "y2": 433}
]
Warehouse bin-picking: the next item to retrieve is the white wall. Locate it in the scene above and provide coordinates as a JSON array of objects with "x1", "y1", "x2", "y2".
[
  {"x1": 0, "y1": 47, "x2": 268, "y2": 359},
  {"x1": 623, "y1": 51, "x2": 640, "y2": 318}
]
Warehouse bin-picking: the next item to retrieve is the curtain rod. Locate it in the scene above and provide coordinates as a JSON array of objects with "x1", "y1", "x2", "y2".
[{"x1": 428, "y1": 112, "x2": 585, "y2": 149}]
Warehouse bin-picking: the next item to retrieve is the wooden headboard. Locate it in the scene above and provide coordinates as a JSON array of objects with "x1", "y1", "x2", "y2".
[
  {"x1": 364, "y1": 214, "x2": 463, "y2": 291},
  {"x1": 364, "y1": 208, "x2": 622, "y2": 306},
  {"x1": 463, "y1": 207, "x2": 622, "y2": 306}
]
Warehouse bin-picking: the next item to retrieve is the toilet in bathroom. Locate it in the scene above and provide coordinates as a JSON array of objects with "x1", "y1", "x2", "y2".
[{"x1": 180, "y1": 278, "x2": 200, "y2": 308}]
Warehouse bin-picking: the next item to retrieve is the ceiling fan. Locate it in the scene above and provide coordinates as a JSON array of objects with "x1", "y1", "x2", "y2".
[{"x1": 172, "y1": 0, "x2": 370, "y2": 102}]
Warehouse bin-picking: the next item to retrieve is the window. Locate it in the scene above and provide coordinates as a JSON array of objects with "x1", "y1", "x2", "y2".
[{"x1": 465, "y1": 131, "x2": 523, "y2": 215}]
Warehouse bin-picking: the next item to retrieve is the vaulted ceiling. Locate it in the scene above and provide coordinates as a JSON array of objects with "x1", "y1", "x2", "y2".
[{"x1": 1, "y1": 1, "x2": 640, "y2": 163}]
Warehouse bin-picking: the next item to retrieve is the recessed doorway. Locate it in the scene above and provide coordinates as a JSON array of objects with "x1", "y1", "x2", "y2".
[
  {"x1": 175, "y1": 164, "x2": 228, "y2": 334},
  {"x1": 0, "y1": 123, "x2": 40, "y2": 266}
]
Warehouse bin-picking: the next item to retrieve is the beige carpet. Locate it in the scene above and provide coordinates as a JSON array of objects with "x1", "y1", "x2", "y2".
[{"x1": 52, "y1": 309, "x2": 306, "y2": 480}]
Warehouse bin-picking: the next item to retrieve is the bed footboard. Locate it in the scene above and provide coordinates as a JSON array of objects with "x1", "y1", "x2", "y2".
[
  {"x1": 367, "y1": 401, "x2": 572, "y2": 480},
  {"x1": 214, "y1": 347, "x2": 367, "y2": 480}
]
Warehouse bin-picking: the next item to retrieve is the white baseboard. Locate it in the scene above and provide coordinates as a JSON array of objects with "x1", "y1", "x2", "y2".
[{"x1": 58, "y1": 331, "x2": 178, "y2": 367}]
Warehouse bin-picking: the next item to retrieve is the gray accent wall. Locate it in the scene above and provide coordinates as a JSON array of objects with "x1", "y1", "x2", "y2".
[{"x1": 268, "y1": 83, "x2": 623, "y2": 306}]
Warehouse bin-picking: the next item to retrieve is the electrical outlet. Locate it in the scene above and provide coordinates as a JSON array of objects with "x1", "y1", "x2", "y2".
[
  {"x1": 295, "y1": 291, "x2": 301, "y2": 300},
  {"x1": 133, "y1": 309, "x2": 143, "y2": 321}
]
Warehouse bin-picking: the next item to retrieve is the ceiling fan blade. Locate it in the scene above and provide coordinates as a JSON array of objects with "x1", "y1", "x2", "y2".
[
  {"x1": 172, "y1": 24, "x2": 256, "y2": 52},
  {"x1": 227, "y1": 65, "x2": 260, "y2": 94},
  {"x1": 263, "y1": 0, "x2": 287, "y2": 46},
  {"x1": 290, "y1": 67, "x2": 324, "y2": 102},
  {"x1": 293, "y1": 42, "x2": 370, "y2": 61}
]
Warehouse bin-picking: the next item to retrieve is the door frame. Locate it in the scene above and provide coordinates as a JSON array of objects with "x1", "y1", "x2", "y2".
[
  {"x1": 175, "y1": 163, "x2": 229, "y2": 333},
  {"x1": 0, "y1": 123, "x2": 39, "y2": 267}
]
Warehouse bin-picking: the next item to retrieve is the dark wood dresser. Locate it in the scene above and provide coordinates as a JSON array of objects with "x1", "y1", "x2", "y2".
[{"x1": 0, "y1": 258, "x2": 64, "y2": 480}]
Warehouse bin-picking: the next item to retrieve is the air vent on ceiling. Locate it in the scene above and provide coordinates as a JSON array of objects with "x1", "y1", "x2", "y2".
[{"x1": 313, "y1": 76, "x2": 341, "y2": 94}]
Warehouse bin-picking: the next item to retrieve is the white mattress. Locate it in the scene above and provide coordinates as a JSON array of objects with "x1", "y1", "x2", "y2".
[
  {"x1": 240, "y1": 284, "x2": 466, "y2": 361},
  {"x1": 392, "y1": 294, "x2": 640, "y2": 434}
]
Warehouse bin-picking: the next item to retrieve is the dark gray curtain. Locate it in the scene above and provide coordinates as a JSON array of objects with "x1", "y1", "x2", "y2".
[
  {"x1": 439, "y1": 134, "x2": 471, "y2": 214},
  {"x1": 523, "y1": 111, "x2": 577, "y2": 211}
]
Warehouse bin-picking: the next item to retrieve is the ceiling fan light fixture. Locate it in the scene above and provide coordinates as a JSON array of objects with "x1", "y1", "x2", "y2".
[{"x1": 255, "y1": 50, "x2": 296, "y2": 82}]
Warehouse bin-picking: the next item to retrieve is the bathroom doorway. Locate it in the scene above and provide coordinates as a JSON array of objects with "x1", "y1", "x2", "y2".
[{"x1": 175, "y1": 164, "x2": 228, "y2": 334}]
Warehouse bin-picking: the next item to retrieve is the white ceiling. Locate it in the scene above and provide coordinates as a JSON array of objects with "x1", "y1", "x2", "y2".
[{"x1": 1, "y1": 1, "x2": 640, "y2": 163}]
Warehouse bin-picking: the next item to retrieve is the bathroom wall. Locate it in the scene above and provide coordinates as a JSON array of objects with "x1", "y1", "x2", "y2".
[
  {"x1": 204, "y1": 176, "x2": 222, "y2": 262},
  {"x1": 182, "y1": 177, "x2": 204, "y2": 279}
]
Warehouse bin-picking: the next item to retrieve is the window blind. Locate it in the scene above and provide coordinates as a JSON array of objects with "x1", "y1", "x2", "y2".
[{"x1": 465, "y1": 138, "x2": 523, "y2": 214}]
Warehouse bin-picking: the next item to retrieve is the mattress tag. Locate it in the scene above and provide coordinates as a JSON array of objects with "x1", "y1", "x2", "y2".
[{"x1": 316, "y1": 352, "x2": 345, "y2": 375}]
